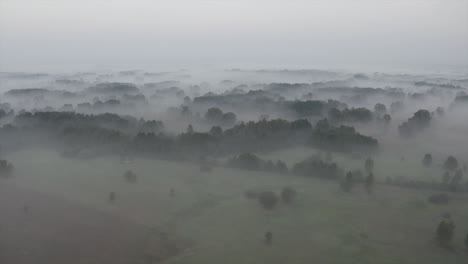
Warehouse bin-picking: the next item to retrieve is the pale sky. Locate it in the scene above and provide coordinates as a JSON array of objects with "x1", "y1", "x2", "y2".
[{"x1": 0, "y1": 0, "x2": 467, "y2": 72}]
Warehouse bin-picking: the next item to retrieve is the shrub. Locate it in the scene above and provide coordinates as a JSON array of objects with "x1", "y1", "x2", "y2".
[
  {"x1": 428, "y1": 193, "x2": 449, "y2": 205},
  {"x1": 258, "y1": 191, "x2": 278, "y2": 209}
]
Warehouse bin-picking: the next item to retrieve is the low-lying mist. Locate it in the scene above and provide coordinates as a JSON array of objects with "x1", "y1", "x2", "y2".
[{"x1": 0, "y1": 68, "x2": 468, "y2": 264}]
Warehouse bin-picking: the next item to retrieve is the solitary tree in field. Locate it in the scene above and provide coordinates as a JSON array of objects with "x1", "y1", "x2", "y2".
[
  {"x1": 436, "y1": 219, "x2": 455, "y2": 248},
  {"x1": 258, "y1": 191, "x2": 278, "y2": 210},
  {"x1": 444, "y1": 156, "x2": 458, "y2": 171},
  {"x1": 422, "y1": 153, "x2": 433, "y2": 167},
  {"x1": 365, "y1": 158, "x2": 374, "y2": 173},
  {"x1": 341, "y1": 172, "x2": 354, "y2": 192}
]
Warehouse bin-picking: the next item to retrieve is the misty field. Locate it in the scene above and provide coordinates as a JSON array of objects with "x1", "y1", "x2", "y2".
[{"x1": 2, "y1": 148, "x2": 467, "y2": 264}]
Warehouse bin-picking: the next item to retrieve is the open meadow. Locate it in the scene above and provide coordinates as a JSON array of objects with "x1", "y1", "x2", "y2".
[{"x1": 1, "y1": 148, "x2": 467, "y2": 264}]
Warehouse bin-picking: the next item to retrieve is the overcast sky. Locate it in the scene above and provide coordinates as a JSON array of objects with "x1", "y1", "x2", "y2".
[{"x1": 0, "y1": 0, "x2": 467, "y2": 72}]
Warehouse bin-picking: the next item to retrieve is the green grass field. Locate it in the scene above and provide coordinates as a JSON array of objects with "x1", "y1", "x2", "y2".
[{"x1": 5, "y1": 148, "x2": 468, "y2": 264}]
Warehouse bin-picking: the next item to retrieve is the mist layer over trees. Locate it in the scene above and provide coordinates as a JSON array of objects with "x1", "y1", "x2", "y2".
[{"x1": 0, "y1": 68, "x2": 468, "y2": 263}]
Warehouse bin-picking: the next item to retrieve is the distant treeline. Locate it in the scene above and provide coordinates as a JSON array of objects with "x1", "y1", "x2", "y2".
[{"x1": 0, "y1": 111, "x2": 378, "y2": 160}]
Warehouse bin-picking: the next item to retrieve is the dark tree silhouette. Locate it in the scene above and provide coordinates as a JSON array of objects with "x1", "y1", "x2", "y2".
[
  {"x1": 436, "y1": 219, "x2": 455, "y2": 248},
  {"x1": 398, "y1": 109, "x2": 431, "y2": 137},
  {"x1": 422, "y1": 153, "x2": 433, "y2": 167},
  {"x1": 281, "y1": 187, "x2": 297, "y2": 204},
  {"x1": 293, "y1": 156, "x2": 342, "y2": 180},
  {"x1": 365, "y1": 157, "x2": 374, "y2": 173},
  {"x1": 341, "y1": 172, "x2": 354, "y2": 192},
  {"x1": 228, "y1": 153, "x2": 262, "y2": 170},
  {"x1": 209, "y1": 126, "x2": 223, "y2": 138},
  {"x1": 222, "y1": 112, "x2": 237, "y2": 126},
  {"x1": 444, "y1": 156, "x2": 459, "y2": 171},
  {"x1": 205, "y1": 107, "x2": 223, "y2": 122},
  {"x1": 258, "y1": 191, "x2": 278, "y2": 210},
  {"x1": 374, "y1": 103, "x2": 387, "y2": 117}
]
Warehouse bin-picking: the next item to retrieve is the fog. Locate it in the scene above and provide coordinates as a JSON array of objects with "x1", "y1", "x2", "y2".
[
  {"x1": 1, "y1": 68, "x2": 468, "y2": 263},
  {"x1": 1, "y1": 1, "x2": 468, "y2": 264}
]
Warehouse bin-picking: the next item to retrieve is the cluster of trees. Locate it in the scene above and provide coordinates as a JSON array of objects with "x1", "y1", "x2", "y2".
[
  {"x1": 340, "y1": 170, "x2": 375, "y2": 193},
  {"x1": 292, "y1": 155, "x2": 343, "y2": 180},
  {"x1": 227, "y1": 153, "x2": 288, "y2": 174},
  {"x1": 316, "y1": 86, "x2": 400, "y2": 97},
  {"x1": 399, "y1": 110, "x2": 432, "y2": 137},
  {"x1": 3, "y1": 111, "x2": 378, "y2": 161},
  {"x1": 286, "y1": 100, "x2": 346, "y2": 118},
  {"x1": 309, "y1": 119, "x2": 378, "y2": 152},
  {"x1": 193, "y1": 90, "x2": 280, "y2": 112},
  {"x1": 75, "y1": 95, "x2": 149, "y2": 114},
  {"x1": 151, "y1": 86, "x2": 185, "y2": 99},
  {"x1": 5, "y1": 88, "x2": 77, "y2": 99},
  {"x1": 194, "y1": 90, "x2": 350, "y2": 119},
  {"x1": 244, "y1": 186, "x2": 298, "y2": 210},
  {"x1": 328, "y1": 107, "x2": 373, "y2": 123},
  {"x1": 373, "y1": 103, "x2": 387, "y2": 117},
  {"x1": 87, "y1": 82, "x2": 140, "y2": 95},
  {"x1": 191, "y1": 85, "x2": 409, "y2": 127},
  {"x1": 414, "y1": 81, "x2": 463, "y2": 90},
  {"x1": 436, "y1": 218, "x2": 456, "y2": 248},
  {"x1": 385, "y1": 173, "x2": 467, "y2": 193},
  {"x1": 15, "y1": 111, "x2": 163, "y2": 134},
  {"x1": 0, "y1": 109, "x2": 14, "y2": 120},
  {"x1": 204, "y1": 107, "x2": 237, "y2": 126},
  {"x1": 208, "y1": 118, "x2": 312, "y2": 154}
]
